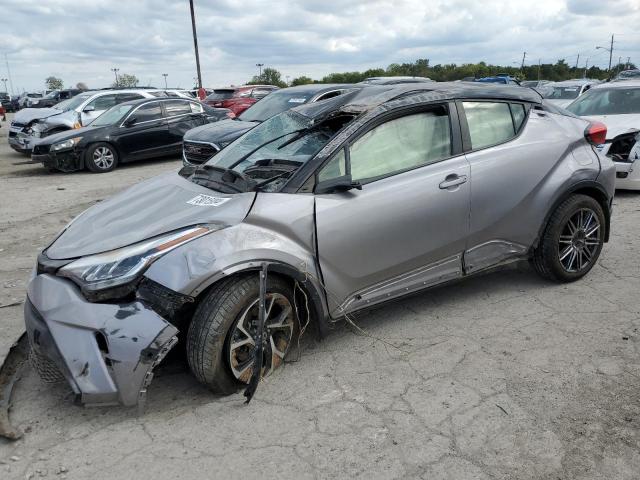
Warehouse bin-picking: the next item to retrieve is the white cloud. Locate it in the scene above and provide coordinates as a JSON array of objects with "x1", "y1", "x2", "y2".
[{"x1": 1, "y1": 0, "x2": 639, "y2": 93}]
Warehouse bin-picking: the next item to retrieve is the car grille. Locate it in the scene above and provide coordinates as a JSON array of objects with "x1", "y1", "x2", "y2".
[
  {"x1": 183, "y1": 141, "x2": 219, "y2": 165},
  {"x1": 29, "y1": 346, "x2": 65, "y2": 383}
]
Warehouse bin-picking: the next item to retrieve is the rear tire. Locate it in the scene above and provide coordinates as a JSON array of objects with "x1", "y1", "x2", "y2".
[
  {"x1": 186, "y1": 275, "x2": 298, "y2": 395},
  {"x1": 85, "y1": 142, "x2": 118, "y2": 173},
  {"x1": 533, "y1": 194, "x2": 605, "y2": 282}
]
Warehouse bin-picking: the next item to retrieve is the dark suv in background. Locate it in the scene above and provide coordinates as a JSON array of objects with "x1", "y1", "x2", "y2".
[
  {"x1": 203, "y1": 85, "x2": 278, "y2": 116},
  {"x1": 30, "y1": 89, "x2": 84, "y2": 108}
]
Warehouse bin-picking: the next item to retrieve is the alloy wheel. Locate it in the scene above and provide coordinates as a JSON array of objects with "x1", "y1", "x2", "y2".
[
  {"x1": 557, "y1": 207, "x2": 601, "y2": 273},
  {"x1": 228, "y1": 293, "x2": 295, "y2": 383},
  {"x1": 93, "y1": 146, "x2": 115, "y2": 170}
]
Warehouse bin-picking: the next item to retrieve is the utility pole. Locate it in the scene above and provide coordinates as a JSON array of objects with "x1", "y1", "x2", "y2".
[
  {"x1": 596, "y1": 34, "x2": 614, "y2": 72},
  {"x1": 4, "y1": 54, "x2": 14, "y2": 95},
  {"x1": 575, "y1": 54, "x2": 580, "y2": 69},
  {"x1": 256, "y1": 63, "x2": 264, "y2": 78},
  {"x1": 189, "y1": 0, "x2": 203, "y2": 89},
  {"x1": 162, "y1": 73, "x2": 168, "y2": 89},
  {"x1": 520, "y1": 51, "x2": 527, "y2": 71},
  {"x1": 583, "y1": 58, "x2": 589, "y2": 79},
  {"x1": 627, "y1": 57, "x2": 631, "y2": 70},
  {"x1": 111, "y1": 68, "x2": 119, "y2": 86}
]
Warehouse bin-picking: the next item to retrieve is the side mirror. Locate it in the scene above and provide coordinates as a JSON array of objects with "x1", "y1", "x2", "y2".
[
  {"x1": 83, "y1": 105, "x2": 95, "y2": 113},
  {"x1": 123, "y1": 117, "x2": 137, "y2": 127},
  {"x1": 314, "y1": 174, "x2": 362, "y2": 195}
]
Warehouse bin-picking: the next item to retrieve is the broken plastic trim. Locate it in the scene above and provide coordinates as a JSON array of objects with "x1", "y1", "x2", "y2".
[
  {"x1": 0, "y1": 333, "x2": 29, "y2": 440},
  {"x1": 243, "y1": 263, "x2": 267, "y2": 404}
]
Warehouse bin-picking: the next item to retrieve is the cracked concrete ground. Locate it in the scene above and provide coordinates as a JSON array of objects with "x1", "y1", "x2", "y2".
[{"x1": 1, "y1": 113, "x2": 639, "y2": 479}]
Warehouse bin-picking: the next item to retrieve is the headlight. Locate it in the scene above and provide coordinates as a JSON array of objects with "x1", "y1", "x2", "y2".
[
  {"x1": 32, "y1": 100, "x2": 39, "y2": 105},
  {"x1": 51, "y1": 137, "x2": 82, "y2": 151},
  {"x1": 58, "y1": 225, "x2": 214, "y2": 292}
]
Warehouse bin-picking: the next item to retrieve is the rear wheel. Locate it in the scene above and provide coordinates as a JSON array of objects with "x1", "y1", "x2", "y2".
[
  {"x1": 533, "y1": 194, "x2": 605, "y2": 282},
  {"x1": 186, "y1": 275, "x2": 298, "y2": 394},
  {"x1": 85, "y1": 143, "x2": 118, "y2": 173}
]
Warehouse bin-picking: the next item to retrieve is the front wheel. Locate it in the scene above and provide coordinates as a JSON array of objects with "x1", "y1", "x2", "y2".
[
  {"x1": 186, "y1": 275, "x2": 298, "y2": 394},
  {"x1": 533, "y1": 194, "x2": 605, "y2": 282},
  {"x1": 85, "y1": 142, "x2": 118, "y2": 173}
]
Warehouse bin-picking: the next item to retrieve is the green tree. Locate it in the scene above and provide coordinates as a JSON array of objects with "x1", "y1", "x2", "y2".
[
  {"x1": 45, "y1": 76, "x2": 64, "y2": 90},
  {"x1": 248, "y1": 67, "x2": 287, "y2": 88},
  {"x1": 291, "y1": 76, "x2": 314, "y2": 86},
  {"x1": 112, "y1": 73, "x2": 139, "y2": 88}
]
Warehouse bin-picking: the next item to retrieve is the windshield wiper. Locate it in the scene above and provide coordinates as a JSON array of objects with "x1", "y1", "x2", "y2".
[{"x1": 191, "y1": 164, "x2": 257, "y2": 193}]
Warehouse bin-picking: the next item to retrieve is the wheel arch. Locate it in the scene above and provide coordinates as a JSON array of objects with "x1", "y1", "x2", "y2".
[
  {"x1": 535, "y1": 180, "x2": 611, "y2": 248},
  {"x1": 190, "y1": 261, "x2": 331, "y2": 340}
]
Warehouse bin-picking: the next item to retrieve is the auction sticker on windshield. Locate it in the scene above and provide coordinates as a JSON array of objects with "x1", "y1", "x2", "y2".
[
  {"x1": 288, "y1": 98, "x2": 307, "y2": 103},
  {"x1": 187, "y1": 194, "x2": 231, "y2": 207}
]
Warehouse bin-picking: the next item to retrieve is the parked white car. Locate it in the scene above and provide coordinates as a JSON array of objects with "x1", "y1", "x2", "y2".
[
  {"x1": 543, "y1": 80, "x2": 599, "y2": 109},
  {"x1": 566, "y1": 80, "x2": 640, "y2": 190}
]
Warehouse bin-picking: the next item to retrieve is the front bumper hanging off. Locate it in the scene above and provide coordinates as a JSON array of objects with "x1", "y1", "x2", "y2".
[{"x1": 24, "y1": 274, "x2": 178, "y2": 407}]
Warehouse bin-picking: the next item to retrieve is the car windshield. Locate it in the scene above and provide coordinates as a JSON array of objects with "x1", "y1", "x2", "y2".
[
  {"x1": 28, "y1": 93, "x2": 43, "y2": 98},
  {"x1": 238, "y1": 90, "x2": 315, "y2": 122},
  {"x1": 566, "y1": 87, "x2": 640, "y2": 116},
  {"x1": 544, "y1": 86, "x2": 581, "y2": 100},
  {"x1": 617, "y1": 70, "x2": 640, "y2": 79},
  {"x1": 90, "y1": 104, "x2": 134, "y2": 126},
  {"x1": 54, "y1": 92, "x2": 92, "y2": 111},
  {"x1": 44, "y1": 91, "x2": 59, "y2": 99},
  {"x1": 206, "y1": 90, "x2": 235, "y2": 101}
]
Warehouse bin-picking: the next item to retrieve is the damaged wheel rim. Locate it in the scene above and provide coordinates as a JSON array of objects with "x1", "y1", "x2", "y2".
[
  {"x1": 228, "y1": 293, "x2": 294, "y2": 383},
  {"x1": 557, "y1": 207, "x2": 601, "y2": 273},
  {"x1": 93, "y1": 146, "x2": 114, "y2": 169}
]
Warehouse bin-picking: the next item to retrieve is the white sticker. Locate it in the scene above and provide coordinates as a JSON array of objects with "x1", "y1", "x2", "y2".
[
  {"x1": 288, "y1": 98, "x2": 307, "y2": 103},
  {"x1": 187, "y1": 194, "x2": 231, "y2": 207}
]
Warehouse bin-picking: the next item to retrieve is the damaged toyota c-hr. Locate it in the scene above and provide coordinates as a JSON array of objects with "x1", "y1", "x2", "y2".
[{"x1": 25, "y1": 83, "x2": 616, "y2": 407}]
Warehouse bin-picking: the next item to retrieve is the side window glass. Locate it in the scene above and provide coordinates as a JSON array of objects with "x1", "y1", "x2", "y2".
[
  {"x1": 316, "y1": 91, "x2": 343, "y2": 101},
  {"x1": 164, "y1": 100, "x2": 192, "y2": 116},
  {"x1": 117, "y1": 94, "x2": 144, "y2": 103},
  {"x1": 87, "y1": 94, "x2": 117, "y2": 110},
  {"x1": 134, "y1": 103, "x2": 163, "y2": 122},
  {"x1": 510, "y1": 103, "x2": 527, "y2": 132},
  {"x1": 463, "y1": 102, "x2": 515, "y2": 150},
  {"x1": 318, "y1": 108, "x2": 451, "y2": 183},
  {"x1": 190, "y1": 102, "x2": 204, "y2": 113},
  {"x1": 318, "y1": 148, "x2": 346, "y2": 182}
]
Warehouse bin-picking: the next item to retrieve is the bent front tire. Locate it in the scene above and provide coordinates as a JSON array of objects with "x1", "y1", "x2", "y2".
[
  {"x1": 533, "y1": 194, "x2": 605, "y2": 282},
  {"x1": 186, "y1": 275, "x2": 298, "y2": 395},
  {"x1": 85, "y1": 142, "x2": 118, "y2": 173}
]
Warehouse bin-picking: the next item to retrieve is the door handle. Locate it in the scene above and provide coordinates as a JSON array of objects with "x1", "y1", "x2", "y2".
[{"x1": 439, "y1": 174, "x2": 468, "y2": 190}]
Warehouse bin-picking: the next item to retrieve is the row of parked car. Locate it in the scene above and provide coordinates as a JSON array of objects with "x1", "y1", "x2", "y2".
[{"x1": 4, "y1": 73, "x2": 639, "y2": 191}]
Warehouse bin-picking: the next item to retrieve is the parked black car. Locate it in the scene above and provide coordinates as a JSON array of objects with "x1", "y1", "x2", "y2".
[
  {"x1": 182, "y1": 84, "x2": 357, "y2": 166},
  {"x1": 31, "y1": 97, "x2": 231, "y2": 173},
  {"x1": 30, "y1": 89, "x2": 84, "y2": 108}
]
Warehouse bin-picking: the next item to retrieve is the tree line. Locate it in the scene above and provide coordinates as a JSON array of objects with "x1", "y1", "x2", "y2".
[{"x1": 249, "y1": 58, "x2": 637, "y2": 87}]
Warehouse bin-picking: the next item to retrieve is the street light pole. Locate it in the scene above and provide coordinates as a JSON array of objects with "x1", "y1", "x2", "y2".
[
  {"x1": 520, "y1": 51, "x2": 527, "y2": 71},
  {"x1": 256, "y1": 63, "x2": 264, "y2": 78},
  {"x1": 111, "y1": 68, "x2": 120, "y2": 86},
  {"x1": 189, "y1": 0, "x2": 203, "y2": 89},
  {"x1": 162, "y1": 73, "x2": 168, "y2": 89},
  {"x1": 596, "y1": 34, "x2": 614, "y2": 72}
]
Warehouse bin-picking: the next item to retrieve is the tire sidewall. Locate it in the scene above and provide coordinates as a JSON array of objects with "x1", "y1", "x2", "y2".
[
  {"x1": 86, "y1": 142, "x2": 118, "y2": 173},
  {"x1": 547, "y1": 196, "x2": 605, "y2": 281}
]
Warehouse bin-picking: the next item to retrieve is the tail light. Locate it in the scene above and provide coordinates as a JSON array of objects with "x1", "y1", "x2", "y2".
[{"x1": 585, "y1": 121, "x2": 607, "y2": 145}]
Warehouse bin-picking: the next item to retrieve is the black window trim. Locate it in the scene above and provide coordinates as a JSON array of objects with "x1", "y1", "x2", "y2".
[
  {"x1": 294, "y1": 101, "x2": 463, "y2": 193},
  {"x1": 457, "y1": 99, "x2": 532, "y2": 153},
  {"x1": 161, "y1": 98, "x2": 197, "y2": 120},
  {"x1": 119, "y1": 99, "x2": 166, "y2": 127}
]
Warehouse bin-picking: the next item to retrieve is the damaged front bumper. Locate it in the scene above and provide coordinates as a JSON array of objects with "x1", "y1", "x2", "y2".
[
  {"x1": 31, "y1": 148, "x2": 83, "y2": 172},
  {"x1": 24, "y1": 274, "x2": 178, "y2": 407}
]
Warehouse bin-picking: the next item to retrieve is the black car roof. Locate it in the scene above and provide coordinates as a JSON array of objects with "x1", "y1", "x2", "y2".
[
  {"x1": 294, "y1": 82, "x2": 543, "y2": 119},
  {"x1": 271, "y1": 84, "x2": 358, "y2": 96}
]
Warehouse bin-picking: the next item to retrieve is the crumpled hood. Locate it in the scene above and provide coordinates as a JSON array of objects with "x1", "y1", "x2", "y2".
[
  {"x1": 583, "y1": 114, "x2": 640, "y2": 140},
  {"x1": 13, "y1": 107, "x2": 65, "y2": 124},
  {"x1": 46, "y1": 171, "x2": 256, "y2": 259},
  {"x1": 183, "y1": 119, "x2": 257, "y2": 145}
]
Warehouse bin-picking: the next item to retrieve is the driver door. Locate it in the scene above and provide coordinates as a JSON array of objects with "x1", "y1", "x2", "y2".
[{"x1": 314, "y1": 104, "x2": 471, "y2": 316}]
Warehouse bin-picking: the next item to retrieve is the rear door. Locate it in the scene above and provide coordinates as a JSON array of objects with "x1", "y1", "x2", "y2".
[
  {"x1": 163, "y1": 100, "x2": 207, "y2": 153},
  {"x1": 113, "y1": 101, "x2": 169, "y2": 160},
  {"x1": 460, "y1": 100, "x2": 573, "y2": 273},
  {"x1": 314, "y1": 103, "x2": 470, "y2": 316}
]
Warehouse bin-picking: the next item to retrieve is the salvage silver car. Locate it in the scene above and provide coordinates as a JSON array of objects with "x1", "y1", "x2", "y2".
[{"x1": 25, "y1": 83, "x2": 616, "y2": 407}]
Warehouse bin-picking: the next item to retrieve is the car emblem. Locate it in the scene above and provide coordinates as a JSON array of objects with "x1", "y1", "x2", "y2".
[{"x1": 186, "y1": 194, "x2": 231, "y2": 207}]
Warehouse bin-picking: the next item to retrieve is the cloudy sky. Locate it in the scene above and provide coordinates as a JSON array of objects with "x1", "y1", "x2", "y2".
[{"x1": 2, "y1": 0, "x2": 639, "y2": 92}]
